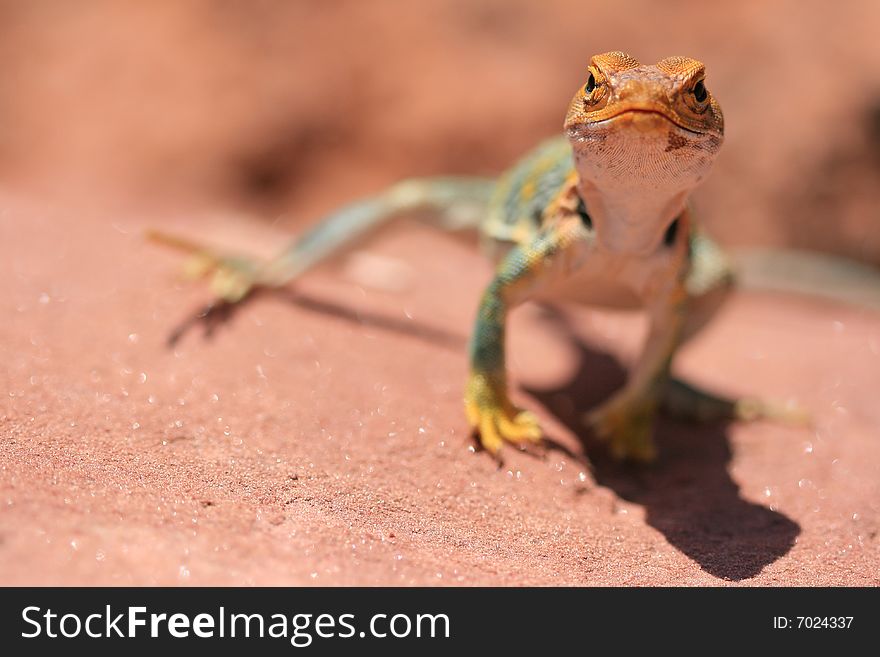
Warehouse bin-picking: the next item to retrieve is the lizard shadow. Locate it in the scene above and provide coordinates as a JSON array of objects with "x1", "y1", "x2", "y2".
[
  {"x1": 169, "y1": 289, "x2": 799, "y2": 580},
  {"x1": 522, "y1": 311, "x2": 800, "y2": 582},
  {"x1": 168, "y1": 286, "x2": 466, "y2": 351}
]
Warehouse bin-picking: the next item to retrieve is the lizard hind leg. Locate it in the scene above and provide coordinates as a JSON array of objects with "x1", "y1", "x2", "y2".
[
  {"x1": 253, "y1": 177, "x2": 495, "y2": 289},
  {"x1": 148, "y1": 177, "x2": 495, "y2": 344},
  {"x1": 147, "y1": 178, "x2": 493, "y2": 302}
]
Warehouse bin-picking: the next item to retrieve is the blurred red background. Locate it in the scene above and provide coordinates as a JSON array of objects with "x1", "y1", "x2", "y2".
[{"x1": 1, "y1": 0, "x2": 878, "y2": 262}]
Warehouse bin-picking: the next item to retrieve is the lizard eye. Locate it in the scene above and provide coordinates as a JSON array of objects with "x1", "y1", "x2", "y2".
[
  {"x1": 692, "y1": 79, "x2": 708, "y2": 103},
  {"x1": 584, "y1": 73, "x2": 596, "y2": 94},
  {"x1": 582, "y1": 67, "x2": 607, "y2": 106}
]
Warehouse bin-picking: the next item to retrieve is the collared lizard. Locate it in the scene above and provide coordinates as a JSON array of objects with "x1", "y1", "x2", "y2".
[{"x1": 149, "y1": 51, "x2": 868, "y2": 462}]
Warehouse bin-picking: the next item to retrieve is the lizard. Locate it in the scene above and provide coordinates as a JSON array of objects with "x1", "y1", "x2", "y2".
[{"x1": 149, "y1": 51, "x2": 827, "y2": 462}]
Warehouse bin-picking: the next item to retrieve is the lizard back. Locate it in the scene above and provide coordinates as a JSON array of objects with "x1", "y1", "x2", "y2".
[{"x1": 482, "y1": 136, "x2": 574, "y2": 253}]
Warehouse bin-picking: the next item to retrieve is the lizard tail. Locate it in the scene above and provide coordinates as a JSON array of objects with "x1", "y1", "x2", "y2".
[
  {"x1": 146, "y1": 177, "x2": 495, "y2": 302},
  {"x1": 733, "y1": 248, "x2": 880, "y2": 312}
]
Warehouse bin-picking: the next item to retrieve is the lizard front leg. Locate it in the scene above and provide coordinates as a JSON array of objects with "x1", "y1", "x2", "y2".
[
  {"x1": 465, "y1": 218, "x2": 588, "y2": 456},
  {"x1": 586, "y1": 281, "x2": 688, "y2": 462}
]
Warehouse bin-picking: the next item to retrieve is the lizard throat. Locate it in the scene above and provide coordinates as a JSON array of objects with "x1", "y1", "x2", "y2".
[{"x1": 575, "y1": 177, "x2": 690, "y2": 255}]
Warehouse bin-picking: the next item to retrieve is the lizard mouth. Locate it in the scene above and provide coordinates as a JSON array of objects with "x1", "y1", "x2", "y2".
[{"x1": 590, "y1": 106, "x2": 706, "y2": 136}]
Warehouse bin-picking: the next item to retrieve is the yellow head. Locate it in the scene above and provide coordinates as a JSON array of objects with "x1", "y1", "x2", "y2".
[{"x1": 564, "y1": 52, "x2": 724, "y2": 253}]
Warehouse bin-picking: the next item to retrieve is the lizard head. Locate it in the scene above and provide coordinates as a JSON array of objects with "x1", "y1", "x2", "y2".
[{"x1": 564, "y1": 52, "x2": 725, "y2": 253}]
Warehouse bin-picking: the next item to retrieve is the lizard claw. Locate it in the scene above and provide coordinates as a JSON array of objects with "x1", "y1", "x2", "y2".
[{"x1": 464, "y1": 373, "x2": 543, "y2": 456}]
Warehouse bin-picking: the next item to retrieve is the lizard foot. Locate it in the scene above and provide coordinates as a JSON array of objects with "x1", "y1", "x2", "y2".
[
  {"x1": 147, "y1": 230, "x2": 259, "y2": 303},
  {"x1": 464, "y1": 373, "x2": 542, "y2": 456},
  {"x1": 146, "y1": 231, "x2": 264, "y2": 346},
  {"x1": 182, "y1": 253, "x2": 258, "y2": 303},
  {"x1": 585, "y1": 393, "x2": 658, "y2": 462}
]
